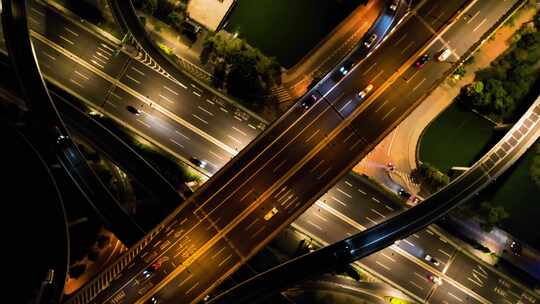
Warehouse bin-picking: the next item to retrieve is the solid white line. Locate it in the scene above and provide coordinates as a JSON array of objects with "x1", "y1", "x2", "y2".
[
  {"x1": 192, "y1": 114, "x2": 208, "y2": 124},
  {"x1": 164, "y1": 85, "x2": 179, "y2": 95},
  {"x1": 198, "y1": 106, "x2": 214, "y2": 116}
]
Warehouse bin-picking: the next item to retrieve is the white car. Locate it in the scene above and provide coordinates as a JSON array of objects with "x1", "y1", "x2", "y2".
[
  {"x1": 428, "y1": 274, "x2": 443, "y2": 285},
  {"x1": 438, "y1": 48, "x2": 452, "y2": 61},
  {"x1": 358, "y1": 84, "x2": 374, "y2": 99},
  {"x1": 424, "y1": 254, "x2": 441, "y2": 266}
]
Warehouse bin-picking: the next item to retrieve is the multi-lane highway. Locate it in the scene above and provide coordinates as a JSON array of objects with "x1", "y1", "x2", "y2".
[
  {"x1": 1, "y1": 0, "x2": 266, "y2": 175},
  {"x1": 61, "y1": 0, "x2": 529, "y2": 303},
  {"x1": 292, "y1": 173, "x2": 539, "y2": 304}
]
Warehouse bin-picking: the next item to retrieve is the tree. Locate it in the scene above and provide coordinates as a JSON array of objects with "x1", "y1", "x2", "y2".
[
  {"x1": 225, "y1": 52, "x2": 263, "y2": 100},
  {"x1": 140, "y1": 0, "x2": 157, "y2": 16},
  {"x1": 167, "y1": 10, "x2": 184, "y2": 31},
  {"x1": 479, "y1": 201, "x2": 509, "y2": 232}
]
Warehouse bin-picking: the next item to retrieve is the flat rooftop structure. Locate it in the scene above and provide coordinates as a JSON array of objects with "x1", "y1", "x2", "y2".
[{"x1": 187, "y1": 0, "x2": 235, "y2": 31}]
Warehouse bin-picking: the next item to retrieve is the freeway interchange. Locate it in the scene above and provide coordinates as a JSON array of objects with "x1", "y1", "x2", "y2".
[{"x1": 1, "y1": 0, "x2": 538, "y2": 303}]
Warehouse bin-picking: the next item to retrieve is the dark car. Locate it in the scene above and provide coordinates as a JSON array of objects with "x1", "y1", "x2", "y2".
[
  {"x1": 510, "y1": 240, "x2": 522, "y2": 255},
  {"x1": 301, "y1": 94, "x2": 318, "y2": 109},
  {"x1": 339, "y1": 61, "x2": 354, "y2": 76},
  {"x1": 414, "y1": 54, "x2": 431, "y2": 68},
  {"x1": 398, "y1": 188, "x2": 411, "y2": 199},
  {"x1": 364, "y1": 33, "x2": 378, "y2": 48},
  {"x1": 126, "y1": 105, "x2": 140, "y2": 115},
  {"x1": 189, "y1": 157, "x2": 207, "y2": 168}
]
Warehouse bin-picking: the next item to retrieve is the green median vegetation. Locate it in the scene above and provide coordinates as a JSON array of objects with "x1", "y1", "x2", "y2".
[
  {"x1": 384, "y1": 296, "x2": 415, "y2": 304},
  {"x1": 530, "y1": 141, "x2": 540, "y2": 190}
]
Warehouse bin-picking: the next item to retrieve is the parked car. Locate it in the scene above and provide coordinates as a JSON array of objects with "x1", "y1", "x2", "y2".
[
  {"x1": 510, "y1": 240, "x2": 522, "y2": 255},
  {"x1": 364, "y1": 33, "x2": 378, "y2": 48},
  {"x1": 438, "y1": 48, "x2": 452, "y2": 61},
  {"x1": 414, "y1": 54, "x2": 431, "y2": 68},
  {"x1": 264, "y1": 207, "x2": 279, "y2": 221},
  {"x1": 398, "y1": 188, "x2": 411, "y2": 199},
  {"x1": 357, "y1": 84, "x2": 374, "y2": 99},
  {"x1": 189, "y1": 157, "x2": 207, "y2": 169},
  {"x1": 424, "y1": 254, "x2": 441, "y2": 266}
]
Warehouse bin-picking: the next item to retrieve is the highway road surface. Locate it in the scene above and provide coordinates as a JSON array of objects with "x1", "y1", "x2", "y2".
[
  {"x1": 61, "y1": 0, "x2": 529, "y2": 303},
  {"x1": 1, "y1": 0, "x2": 266, "y2": 175}
]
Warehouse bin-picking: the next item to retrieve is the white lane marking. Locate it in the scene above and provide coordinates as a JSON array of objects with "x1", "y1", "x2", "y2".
[
  {"x1": 466, "y1": 11, "x2": 480, "y2": 24},
  {"x1": 211, "y1": 246, "x2": 226, "y2": 259},
  {"x1": 403, "y1": 239, "x2": 415, "y2": 247},
  {"x1": 137, "y1": 119, "x2": 151, "y2": 128},
  {"x1": 343, "y1": 132, "x2": 355, "y2": 143},
  {"x1": 42, "y1": 51, "x2": 57, "y2": 61},
  {"x1": 375, "y1": 260, "x2": 391, "y2": 271},
  {"x1": 468, "y1": 277, "x2": 483, "y2": 287},
  {"x1": 251, "y1": 226, "x2": 265, "y2": 239},
  {"x1": 228, "y1": 135, "x2": 241, "y2": 144},
  {"x1": 374, "y1": 99, "x2": 391, "y2": 113},
  {"x1": 240, "y1": 188, "x2": 255, "y2": 202},
  {"x1": 314, "y1": 213, "x2": 328, "y2": 222},
  {"x1": 371, "y1": 197, "x2": 380, "y2": 203},
  {"x1": 100, "y1": 43, "x2": 114, "y2": 52},
  {"x1": 175, "y1": 130, "x2": 190, "y2": 140},
  {"x1": 331, "y1": 196, "x2": 347, "y2": 207},
  {"x1": 371, "y1": 208, "x2": 386, "y2": 218},
  {"x1": 206, "y1": 99, "x2": 215, "y2": 105},
  {"x1": 372, "y1": 69, "x2": 384, "y2": 81},
  {"x1": 473, "y1": 18, "x2": 487, "y2": 32},
  {"x1": 413, "y1": 233, "x2": 420, "y2": 239},
  {"x1": 317, "y1": 167, "x2": 332, "y2": 180},
  {"x1": 244, "y1": 218, "x2": 259, "y2": 230},
  {"x1": 412, "y1": 78, "x2": 427, "y2": 92},
  {"x1": 131, "y1": 66, "x2": 145, "y2": 76},
  {"x1": 159, "y1": 94, "x2": 173, "y2": 104},
  {"x1": 190, "y1": 83, "x2": 202, "y2": 91},
  {"x1": 96, "y1": 52, "x2": 110, "y2": 60},
  {"x1": 198, "y1": 106, "x2": 214, "y2": 116},
  {"x1": 177, "y1": 82, "x2": 188, "y2": 89},
  {"x1": 164, "y1": 85, "x2": 179, "y2": 95},
  {"x1": 185, "y1": 281, "x2": 200, "y2": 294},
  {"x1": 31, "y1": 7, "x2": 45, "y2": 16},
  {"x1": 92, "y1": 55, "x2": 107, "y2": 64},
  {"x1": 358, "y1": 189, "x2": 366, "y2": 195},
  {"x1": 232, "y1": 126, "x2": 247, "y2": 136},
  {"x1": 414, "y1": 272, "x2": 425, "y2": 280},
  {"x1": 106, "y1": 101, "x2": 117, "y2": 108},
  {"x1": 169, "y1": 138, "x2": 184, "y2": 148},
  {"x1": 381, "y1": 107, "x2": 396, "y2": 121},
  {"x1": 125, "y1": 74, "x2": 140, "y2": 84},
  {"x1": 426, "y1": 229, "x2": 434, "y2": 235},
  {"x1": 305, "y1": 129, "x2": 320, "y2": 143},
  {"x1": 394, "y1": 32, "x2": 408, "y2": 46},
  {"x1": 339, "y1": 99, "x2": 353, "y2": 113},
  {"x1": 337, "y1": 188, "x2": 352, "y2": 198},
  {"x1": 234, "y1": 115, "x2": 243, "y2": 121},
  {"x1": 438, "y1": 248, "x2": 451, "y2": 257},
  {"x1": 472, "y1": 269, "x2": 487, "y2": 278},
  {"x1": 439, "y1": 236, "x2": 447, "y2": 243},
  {"x1": 345, "y1": 181, "x2": 352, "y2": 187},
  {"x1": 64, "y1": 27, "x2": 79, "y2": 36},
  {"x1": 362, "y1": 62, "x2": 377, "y2": 75},
  {"x1": 70, "y1": 79, "x2": 84, "y2": 88},
  {"x1": 409, "y1": 280, "x2": 424, "y2": 290},
  {"x1": 310, "y1": 159, "x2": 325, "y2": 173},
  {"x1": 400, "y1": 41, "x2": 415, "y2": 54},
  {"x1": 218, "y1": 254, "x2": 233, "y2": 267},
  {"x1": 220, "y1": 107, "x2": 229, "y2": 113},
  {"x1": 366, "y1": 216, "x2": 377, "y2": 224},
  {"x1": 248, "y1": 124, "x2": 257, "y2": 130},
  {"x1": 28, "y1": 16, "x2": 40, "y2": 24},
  {"x1": 307, "y1": 220, "x2": 323, "y2": 231},
  {"x1": 477, "y1": 265, "x2": 487, "y2": 275},
  {"x1": 97, "y1": 46, "x2": 112, "y2": 56},
  {"x1": 59, "y1": 35, "x2": 75, "y2": 45},
  {"x1": 193, "y1": 91, "x2": 202, "y2": 97},
  {"x1": 447, "y1": 292, "x2": 463, "y2": 302},
  {"x1": 74, "y1": 70, "x2": 89, "y2": 80},
  {"x1": 209, "y1": 150, "x2": 225, "y2": 160},
  {"x1": 192, "y1": 114, "x2": 208, "y2": 124},
  {"x1": 381, "y1": 253, "x2": 395, "y2": 262},
  {"x1": 273, "y1": 159, "x2": 288, "y2": 173},
  {"x1": 385, "y1": 205, "x2": 394, "y2": 211}
]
